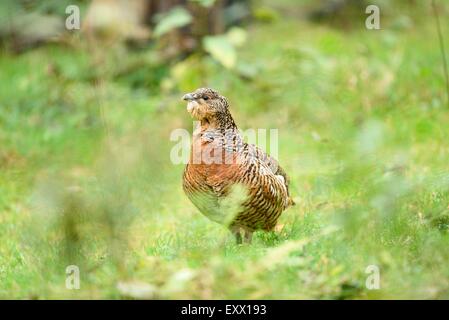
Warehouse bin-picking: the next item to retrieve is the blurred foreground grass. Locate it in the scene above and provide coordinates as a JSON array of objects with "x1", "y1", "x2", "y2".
[{"x1": 1, "y1": 1, "x2": 449, "y2": 299}]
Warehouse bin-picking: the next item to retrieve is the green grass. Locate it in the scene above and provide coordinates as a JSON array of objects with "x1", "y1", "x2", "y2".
[{"x1": 1, "y1": 0, "x2": 449, "y2": 299}]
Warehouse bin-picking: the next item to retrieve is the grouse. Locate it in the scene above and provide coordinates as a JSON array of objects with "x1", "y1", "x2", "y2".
[{"x1": 182, "y1": 88, "x2": 294, "y2": 243}]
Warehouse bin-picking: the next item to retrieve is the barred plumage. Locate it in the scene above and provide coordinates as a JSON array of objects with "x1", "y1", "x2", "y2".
[{"x1": 182, "y1": 88, "x2": 294, "y2": 243}]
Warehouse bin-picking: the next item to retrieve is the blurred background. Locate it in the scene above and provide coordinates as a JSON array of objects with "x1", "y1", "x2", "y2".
[{"x1": 1, "y1": 0, "x2": 449, "y2": 299}]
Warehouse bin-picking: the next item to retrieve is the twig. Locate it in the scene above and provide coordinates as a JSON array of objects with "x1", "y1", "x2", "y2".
[{"x1": 431, "y1": 0, "x2": 449, "y2": 107}]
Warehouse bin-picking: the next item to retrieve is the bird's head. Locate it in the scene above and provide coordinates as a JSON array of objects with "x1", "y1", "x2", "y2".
[{"x1": 182, "y1": 88, "x2": 236, "y2": 129}]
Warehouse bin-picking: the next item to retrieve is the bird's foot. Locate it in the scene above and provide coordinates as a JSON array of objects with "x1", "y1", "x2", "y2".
[{"x1": 232, "y1": 227, "x2": 253, "y2": 245}]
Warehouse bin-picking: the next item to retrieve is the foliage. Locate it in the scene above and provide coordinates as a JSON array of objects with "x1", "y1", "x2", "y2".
[
  {"x1": 0, "y1": 0, "x2": 449, "y2": 299},
  {"x1": 190, "y1": 0, "x2": 216, "y2": 8},
  {"x1": 203, "y1": 27, "x2": 247, "y2": 69},
  {"x1": 153, "y1": 6, "x2": 193, "y2": 38}
]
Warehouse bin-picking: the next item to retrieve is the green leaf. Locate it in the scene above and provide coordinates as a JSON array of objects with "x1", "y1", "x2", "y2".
[
  {"x1": 203, "y1": 35, "x2": 237, "y2": 69},
  {"x1": 189, "y1": 0, "x2": 216, "y2": 8},
  {"x1": 226, "y1": 27, "x2": 247, "y2": 47},
  {"x1": 154, "y1": 7, "x2": 192, "y2": 37}
]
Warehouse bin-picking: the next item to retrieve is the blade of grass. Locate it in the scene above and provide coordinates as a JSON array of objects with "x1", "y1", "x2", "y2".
[{"x1": 431, "y1": 0, "x2": 449, "y2": 108}]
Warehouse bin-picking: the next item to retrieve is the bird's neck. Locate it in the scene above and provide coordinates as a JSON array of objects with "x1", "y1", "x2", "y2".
[{"x1": 200, "y1": 111, "x2": 238, "y2": 133}]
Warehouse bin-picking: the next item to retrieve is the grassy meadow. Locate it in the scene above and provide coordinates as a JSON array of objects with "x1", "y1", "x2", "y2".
[{"x1": 1, "y1": 0, "x2": 449, "y2": 299}]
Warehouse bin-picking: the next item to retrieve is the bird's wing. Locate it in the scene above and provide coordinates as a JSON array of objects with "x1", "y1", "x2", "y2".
[
  {"x1": 246, "y1": 144, "x2": 288, "y2": 181},
  {"x1": 245, "y1": 143, "x2": 294, "y2": 204}
]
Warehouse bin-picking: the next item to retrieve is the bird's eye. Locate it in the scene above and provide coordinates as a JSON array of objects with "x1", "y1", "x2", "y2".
[{"x1": 203, "y1": 96, "x2": 209, "y2": 101}]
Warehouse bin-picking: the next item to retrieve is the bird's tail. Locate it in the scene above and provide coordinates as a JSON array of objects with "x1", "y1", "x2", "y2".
[
  {"x1": 283, "y1": 196, "x2": 295, "y2": 209},
  {"x1": 288, "y1": 197, "x2": 296, "y2": 207}
]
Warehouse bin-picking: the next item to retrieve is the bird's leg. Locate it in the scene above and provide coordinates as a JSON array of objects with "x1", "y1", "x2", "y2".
[
  {"x1": 234, "y1": 231, "x2": 243, "y2": 244},
  {"x1": 231, "y1": 226, "x2": 253, "y2": 245},
  {"x1": 231, "y1": 226, "x2": 243, "y2": 244},
  {"x1": 243, "y1": 230, "x2": 253, "y2": 244}
]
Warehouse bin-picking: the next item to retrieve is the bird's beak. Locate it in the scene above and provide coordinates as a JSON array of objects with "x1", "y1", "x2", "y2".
[{"x1": 182, "y1": 93, "x2": 195, "y2": 101}]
